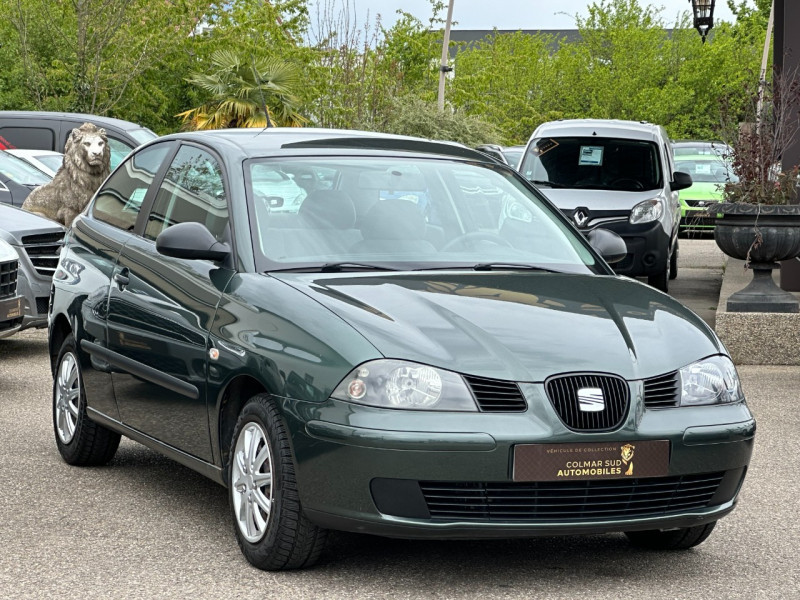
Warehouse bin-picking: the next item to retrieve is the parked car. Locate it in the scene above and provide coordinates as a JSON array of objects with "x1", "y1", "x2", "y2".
[
  {"x1": 474, "y1": 144, "x2": 526, "y2": 169},
  {"x1": 0, "y1": 203, "x2": 65, "y2": 332},
  {"x1": 6, "y1": 148, "x2": 64, "y2": 177},
  {"x1": 518, "y1": 119, "x2": 692, "y2": 292},
  {"x1": 0, "y1": 149, "x2": 52, "y2": 207},
  {"x1": 49, "y1": 128, "x2": 753, "y2": 571},
  {"x1": 474, "y1": 143, "x2": 509, "y2": 164},
  {"x1": 0, "y1": 111, "x2": 158, "y2": 170},
  {"x1": 501, "y1": 145, "x2": 526, "y2": 169},
  {"x1": 0, "y1": 238, "x2": 24, "y2": 339},
  {"x1": 672, "y1": 144, "x2": 737, "y2": 236}
]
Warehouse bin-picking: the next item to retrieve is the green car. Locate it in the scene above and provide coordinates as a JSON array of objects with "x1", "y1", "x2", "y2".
[
  {"x1": 49, "y1": 129, "x2": 754, "y2": 571},
  {"x1": 674, "y1": 144, "x2": 737, "y2": 234}
]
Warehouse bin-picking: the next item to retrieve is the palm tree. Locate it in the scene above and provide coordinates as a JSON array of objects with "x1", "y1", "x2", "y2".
[{"x1": 177, "y1": 49, "x2": 307, "y2": 129}]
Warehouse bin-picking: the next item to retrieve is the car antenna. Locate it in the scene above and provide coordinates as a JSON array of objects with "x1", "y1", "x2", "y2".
[{"x1": 251, "y1": 55, "x2": 272, "y2": 137}]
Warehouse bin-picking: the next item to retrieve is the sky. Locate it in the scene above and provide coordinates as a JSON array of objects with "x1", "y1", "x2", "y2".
[{"x1": 321, "y1": 0, "x2": 739, "y2": 31}]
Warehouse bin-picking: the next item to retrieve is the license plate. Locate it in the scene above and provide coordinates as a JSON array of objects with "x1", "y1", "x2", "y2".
[
  {"x1": 0, "y1": 295, "x2": 22, "y2": 322},
  {"x1": 513, "y1": 440, "x2": 670, "y2": 481}
]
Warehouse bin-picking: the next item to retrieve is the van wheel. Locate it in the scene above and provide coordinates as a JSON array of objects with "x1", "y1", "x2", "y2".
[
  {"x1": 625, "y1": 522, "x2": 716, "y2": 550},
  {"x1": 53, "y1": 334, "x2": 121, "y2": 466},
  {"x1": 669, "y1": 240, "x2": 679, "y2": 280},
  {"x1": 228, "y1": 393, "x2": 327, "y2": 570},
  {"x1": 648, "y1": 265, "x2": 669, "y2": 292}
]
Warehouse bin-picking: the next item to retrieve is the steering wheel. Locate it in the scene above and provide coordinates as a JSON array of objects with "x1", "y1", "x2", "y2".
[
  {"x1": 442, "y1": 231, "x2": 514, "y2": 252},
  {"x1": 608, "y1": 178, "x2": 645, "y2": 190}
]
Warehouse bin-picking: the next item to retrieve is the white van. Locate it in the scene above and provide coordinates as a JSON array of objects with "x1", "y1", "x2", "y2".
[{"x1": 518, "y1": 119, "x2": 692, "y2": 292}]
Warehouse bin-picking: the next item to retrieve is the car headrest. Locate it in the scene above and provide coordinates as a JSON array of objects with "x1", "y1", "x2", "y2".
[
  {"x1": 361, "y1": 199, "x2": 426, "y2": 240},
  {"x1": 299, "y1": 190, "x2": 356, "y2": 229}
]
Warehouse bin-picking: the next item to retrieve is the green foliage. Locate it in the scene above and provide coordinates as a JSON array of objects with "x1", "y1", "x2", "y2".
[
  {"x1": 178, "y1": 49, "x2": 306, "y2": 129},
  {"x1": 0, "y1": 0, "x2": 780, "y2": 147},
  {"x1": 367, "y1": 95, "x2": 501, "y2": 146}
]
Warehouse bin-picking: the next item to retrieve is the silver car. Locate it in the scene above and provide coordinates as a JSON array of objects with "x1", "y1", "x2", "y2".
[{"x1": 0, "y1": 203, "x2": 65, "y2": 333}]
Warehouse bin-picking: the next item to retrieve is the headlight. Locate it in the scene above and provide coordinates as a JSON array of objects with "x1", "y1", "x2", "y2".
[
  {"x1": 630, "y1": 198, "x2": 664, "y2": 224},
  {"x1": 331, "y1": 360, "x2": 478, "y2": 411},
  {"x1": 679, "y1": 356, "x2": 744, "y2": 406}
]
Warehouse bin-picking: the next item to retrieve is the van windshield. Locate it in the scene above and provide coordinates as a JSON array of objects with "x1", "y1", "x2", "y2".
[{"x1": 519, "y1": 137, "x2": 663, "y2": 192}]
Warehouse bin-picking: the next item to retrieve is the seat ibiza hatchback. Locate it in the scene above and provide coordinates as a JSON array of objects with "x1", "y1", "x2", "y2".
[{"x1": 49, "y1": 128, "x2": 754, "y2": 570}]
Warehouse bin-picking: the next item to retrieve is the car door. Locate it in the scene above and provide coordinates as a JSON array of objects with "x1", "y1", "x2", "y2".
[
  {"x1": 69, "y1": 141, "x2": 175, "y2": 418},
  {"x1": 106, "y1": 143, "x2": 234, "y2": 461}
]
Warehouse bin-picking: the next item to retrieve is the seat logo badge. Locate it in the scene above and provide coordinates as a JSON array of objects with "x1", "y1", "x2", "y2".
[
  {"x1": 573, "y1": 208, "x2": 589, "y2": 228},
  {"x1": 577, "y1": 387, "x2": 604, "y2": 412}
]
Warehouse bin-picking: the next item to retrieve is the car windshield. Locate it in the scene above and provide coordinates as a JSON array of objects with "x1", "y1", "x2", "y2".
[
  {"x1": 519, "y1": 137, "x2": 663, "y2": 191},
  {"x1": 36, "y1": 154, "x2": 64, "y2": 172},
  {"x1": 246, "y1": 157, "x2": 600, "y2": 274},
  {"x1": 0, "y1": 150, "x2": 52, "y2": 185},
  {"x1": 675, "y1": 156, "x2": 738, "y2": 184},
  {"x1": 129, "y1": 128, "x2": 159, "y2": 145}
]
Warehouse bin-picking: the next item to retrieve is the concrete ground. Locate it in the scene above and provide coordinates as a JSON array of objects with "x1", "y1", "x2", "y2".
[{"x1": 1, "y1": 240, "x2": 796, "y2": 599}]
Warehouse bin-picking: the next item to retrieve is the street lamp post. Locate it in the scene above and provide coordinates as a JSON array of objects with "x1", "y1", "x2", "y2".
[
  {"x1": 689, "y1": 0, "x2": 716, "y2": 43},
  {"x1": 437, "y1": 0, "x2": 455, "y2": 111}
]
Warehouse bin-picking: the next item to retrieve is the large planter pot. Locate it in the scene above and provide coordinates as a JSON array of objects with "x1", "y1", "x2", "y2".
[{"x1": 714, "y1": 202, "x2": 800, "y2": 312}]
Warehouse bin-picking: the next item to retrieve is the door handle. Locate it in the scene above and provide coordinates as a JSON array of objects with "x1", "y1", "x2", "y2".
[{"x1": 114, "y1": 270, "x2": 130, "y2": 290}]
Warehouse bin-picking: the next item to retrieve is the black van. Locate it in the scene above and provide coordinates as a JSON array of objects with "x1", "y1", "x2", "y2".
[{"x1": 0, "y1": 111, "x2": 158, "y2": 170}]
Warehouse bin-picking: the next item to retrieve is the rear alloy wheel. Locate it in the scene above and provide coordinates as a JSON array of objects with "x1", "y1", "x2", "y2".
[
  {"x1": 53, "y1": 334, "x2": 121, "y2": 465},
  {"x1": 229, "y1": 394, "x2": 327, "y2": 570},
  {"x1": 625, "y1": 522, "x2": 717, "y2": 550}
]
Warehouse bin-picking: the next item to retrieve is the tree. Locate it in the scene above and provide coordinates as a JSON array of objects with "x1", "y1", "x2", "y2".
[{"x1": 177, "y1": 49, "x2": 307, "y2": 129}]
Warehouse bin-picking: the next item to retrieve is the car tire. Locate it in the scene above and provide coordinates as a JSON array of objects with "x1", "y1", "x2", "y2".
[
  {"x1": 53, "y1": 334, "x2": 121, "y2": 466},
  {"x1": 669, "y1": 240, "x2": 679, "y2": 280},
  {"x1": 647, "y1": 264, "x2": 669, "y2": 293},
  {"x1": 228, "y1": 393, "x2": 328, "y2": 570},
  {"x1": 624, "y1": 521, "x2": 717, "y2": 550}
]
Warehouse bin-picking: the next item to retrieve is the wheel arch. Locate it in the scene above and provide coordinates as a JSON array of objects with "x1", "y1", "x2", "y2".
[
  {"x1": 49, "y1": 313, "x2": 73, "y2": 376},
  {"x1": 217, "y1": 374, "x2": 268, "y2": 474}
]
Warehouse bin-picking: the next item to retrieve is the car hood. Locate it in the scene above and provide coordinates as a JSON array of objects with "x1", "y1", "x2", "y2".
[
  {"x1": 534, "y1": 188, "x2": 663, "y2": 211},
  {"x1": 272, "y1": 272, "x2": 722, "y2": 382},
  {"x1": 0, "y1": 203, "x2": 65, "y2": 244},
  {"x1": 680, "y1": 182, "x2": 724, "y2": 201}
]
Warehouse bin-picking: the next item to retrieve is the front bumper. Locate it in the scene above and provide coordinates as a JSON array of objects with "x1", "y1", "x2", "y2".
[
  {"x1": 285, "y1": 387, "x2": 755, "y2": 540},
  {"x1": 586, "y1": 220, "x2": 670, "y2": 278},
  {"x1": 680, "y1": 201, "x2": 721, "y2": 232}
]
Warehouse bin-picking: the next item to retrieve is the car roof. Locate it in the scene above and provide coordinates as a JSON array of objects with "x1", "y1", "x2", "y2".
[
  {"x1": 154, "y1": 127, "x2": 498, "y2": 163},
  {"x1": 530, "y1": 119, "x2": 663, "y2": 142},
  {"x1": 6, "y1": 148, "x2": 63, "y2": 157},
  {"x1": 0, "y1": 110, "x2": 152, "y2": 132}
]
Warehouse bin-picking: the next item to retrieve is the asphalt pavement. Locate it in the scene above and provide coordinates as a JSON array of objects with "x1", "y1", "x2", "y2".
[{"x1": 1, "y1": 239, "x2": 797, "y2": 599}]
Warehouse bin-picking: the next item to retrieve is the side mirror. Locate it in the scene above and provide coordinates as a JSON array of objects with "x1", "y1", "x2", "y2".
[
  {"x1": 586, "y1": 227, "x2": 627, "y2": 264},
  {"x1": 670, "y1": 171, "x2": 693, "y2": 192},
  {"x1": 156, "y1": 221, "x2": 230, "y2": 262}
]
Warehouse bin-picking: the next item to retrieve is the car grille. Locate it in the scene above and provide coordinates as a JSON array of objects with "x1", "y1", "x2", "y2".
[
  {"x1": 644, "y1": 371, "x2": 680, "y2": 408},
  {"x1": 545, "y1": 374, "x2": 629, "y2": 431},
  {"x1": 0, "y1": 259, "x2": 19, "y2": 298},
  {"x1": 684, "y1": 199, "x2": 719, "y2": 208},
  {"x1": 419, "y1": 472, "x2": 725, "y2": 522},
  {"x1": 463, "y1": 375, "x2": 527, "y2": 412},
  {"x1": 20, "y1": 232, "x2": 65, "y2": 277}
]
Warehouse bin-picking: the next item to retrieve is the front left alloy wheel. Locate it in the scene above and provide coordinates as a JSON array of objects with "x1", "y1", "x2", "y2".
[{"x1": 228, "y1": 394, "x2": 327, "y2": 570}]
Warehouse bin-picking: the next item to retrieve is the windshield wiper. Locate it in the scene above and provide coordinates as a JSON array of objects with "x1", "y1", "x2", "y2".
[
  {"x1": 530, "y1": 179, "x2": 567, "y2": 188},
  {"x1": 472, "y1": 263, "x2": 562, "y2": 273},
  {"x1": 320, "y1": 262, "x2": 398, "y2": 272},
  {"x1": 267, "y1": 262, "x2": 398, "y2": 273}
]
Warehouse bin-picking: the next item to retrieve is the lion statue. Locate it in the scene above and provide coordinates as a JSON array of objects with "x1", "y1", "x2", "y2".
[{"x1": 22, "y1": 122, "x2": 111, "y2": 226}]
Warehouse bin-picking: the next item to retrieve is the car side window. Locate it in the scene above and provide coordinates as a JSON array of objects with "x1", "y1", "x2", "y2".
[
  {"x1": 92, "y1": 143, "x2": 171, "y2": 231},
  {"x1": 144, "y1": 146, "x2": 229, "y2": 242}
]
